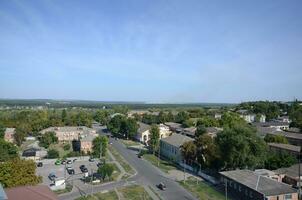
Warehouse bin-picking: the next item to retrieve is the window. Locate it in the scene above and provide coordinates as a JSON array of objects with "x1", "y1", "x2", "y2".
[{"x1": 284, "y1": 194, "x2": 292, "y2": 200}]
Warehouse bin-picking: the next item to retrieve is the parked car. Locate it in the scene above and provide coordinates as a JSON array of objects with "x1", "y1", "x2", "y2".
[
  {"x1": 66, "y1": 167, "x2": 75, "y2": 175},
  {"x1": 67, "y1": 160, "x2": 72, "y2": 164},
  {"x1": 89, "y1": 158, "x2": 95, "y2": 162},
  {"x1": 73, "y1": 159, "x2": 77, "y2": 163},
  {"x1": 48, "y1": 173, "x2": 57, "y2": 181},
  {"x1": 80, "y1": 165, "x2": 88, "y2": 173},
  {"x1": 97, "y1": 162, "x2": 103, "y2": 167},
  {"x1": 36, "y1": 162, "x2": 43, "y2": 167},
  {"x1": 61, "y1": 160, "x2": 67, "y2": 165},
  {"x1": 55, "y1": 160, "x2": 61, "y2": 165},
  {"x1": 157, "y1": 182, "x2": 166, "y2": 190}
]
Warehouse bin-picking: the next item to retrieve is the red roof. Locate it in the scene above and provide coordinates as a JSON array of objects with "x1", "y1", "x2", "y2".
[{"x1": 5, "y1": 185, "x2": 58, "y2": 200}]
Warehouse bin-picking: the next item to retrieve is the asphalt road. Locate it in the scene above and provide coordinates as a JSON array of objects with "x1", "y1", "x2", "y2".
[
  {"x1": 110, "y1": 138, "x2": 197, "y2": 200},
  {"x1": 58, "y1": 126, "x2": 197, "y2": 200}
]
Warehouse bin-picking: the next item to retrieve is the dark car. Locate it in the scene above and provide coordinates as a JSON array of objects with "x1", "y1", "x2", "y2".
[
  {"x1": 66, "y1": 167, "x2": 75, "y2": 175},
  {"x1": 81, "y1": 167, "x2": 88, "y2": 173},
  {"x1": 48, "y1": 173, "x2": 57, "y2": 181},
  {"x1": 97, "y1": 162, "x2": 103, "y2": 168},
  {"x1": 61, "y1": 160, "x2": 66, "y2": 165},
  {"x1": 79, "y1": 165, "x2": 86, "y2": 169},
  {"x1": 36, "y1": 162, "x2": 43, "y2": 167},
  {"x1": 157, "y1": 182, "x2": 166, "y2": 190}
]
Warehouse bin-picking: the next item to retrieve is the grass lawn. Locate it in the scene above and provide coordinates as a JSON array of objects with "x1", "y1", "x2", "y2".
[
  {"x1": 49, "y1": 143, "x2": 72, "y2": 158},
  {"x1": 75, "y1": 186, "x2": 152, "y2": 200},
  {"x1": 108, "y1": 145, "x2": 135, "y2": 175},
  {"x1": 120, "y1": 139, "x2": 141, "y2": 147},
  {"x1": 54, "y1": 184, "x2": 73, "y2": 195},
  {"x1": 111, "y1": 162, "x2": 121, "y2": 181},
  {"x1": 143, "y1": 153, "x2": 176, "y2": 173},
  {"x1": 118, "y1": 185, "x2": 152, "y2": 200},
  {"x1": 179, "y1": 177, "x2": 226, "y2": 200}
]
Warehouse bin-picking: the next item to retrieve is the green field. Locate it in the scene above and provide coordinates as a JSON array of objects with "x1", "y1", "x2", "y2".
[
  {"x1": 143, "y1": 153, "x2": 176, "y2": 173},
  {"x1": 75, "y1": 185, "x2": 151, "y2": 200},
  {"x1": 108, "y1": 145, "x2": 135, "y2": 175},
  {"x1": 179, "y1": 177, "x2": 227, "y2": 200},
  {"x1": 118, "y1": 185, "x2": 152, "y2": 200}
]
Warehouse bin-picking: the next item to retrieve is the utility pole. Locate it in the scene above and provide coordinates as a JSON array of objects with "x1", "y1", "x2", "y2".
[
  {"x1": 299, "y1": 152, "x2": 301, "y2": 199},
  {"x1": 225, "y1": 179, "x2": 228, "y2": 200},
  {"x1": 157, "y1": 140, "x2": 160, "y2": 167},
  {"x1": 183, "y1": 159, "x2": 186, "y2": 184}
]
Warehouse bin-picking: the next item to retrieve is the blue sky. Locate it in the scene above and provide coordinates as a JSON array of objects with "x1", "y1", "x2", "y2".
[{"x1": 0, "y1": 0, "x2": 301, "y2": 103}]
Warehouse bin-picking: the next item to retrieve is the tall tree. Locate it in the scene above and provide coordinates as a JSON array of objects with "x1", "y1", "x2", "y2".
[
  {"x1": 0, "y1": 139, "x2": 18, "y2": 162},
  {"x1": 215, "y1": 124, "x2": 267, "y2": 170},
  {"x1": 148, "y1": 124, "x2": 160, "y2": 154},
  {"x1": 120, "y1": 118, "x2": 139, "y2": 139},
  {"x1": 39, "y1": 131, "x2": 58, "y2": 148},
  {"x1": 195, "y1": 125, "x2": 207, "y2": 138},
  {"x1": 92, "y1": 136, "x2": 108, "y2": 157},
  {"x1": 180, "y1": 141, "x2": 197, "y2": 164},
  {"x1": 107, "y1": 115, "x2": 125, "y2": 136},
  {"x1": 0, "y1": 159, "x2": 41, "y2": 188}
]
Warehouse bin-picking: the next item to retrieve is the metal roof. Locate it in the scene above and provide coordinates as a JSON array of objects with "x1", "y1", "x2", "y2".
[{"x1": 220, "y1": 170, "x2": 297, "y2": 196}]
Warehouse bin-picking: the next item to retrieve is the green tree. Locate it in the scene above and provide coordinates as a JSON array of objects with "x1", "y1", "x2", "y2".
[
  {"x1": 216, "y1": 124, "x2": 267, "y2": 170},
  {"x1": 14, "y1": 126, "x2": 27, "y2": 146},
  {"x1": 175, "y1": 111, "x2": 189, "y2": 123},
  {"x1": 107, "y1": 115, "x2": 125, "y2": 136},
  {"x1": 220, "y1": 113, "x2": 246, "y2": 128},
  {"x1": 197, "y1": 116, "x2": 219, "y2": 127},
  {"x1": 195, "y1": 135, "x2": 220, "y2": 169},
  {"x1": 97, "y1": 163, "x2": 115, "y2": 181},
  {"x1": 195, "y1": 125, "x2": 207, "y2": 138},
  {"x1": 94, "y1": 110, "x2": 110, "y2": 125},
  {"x1": 113, "y1": 105, "x2": 129, "y2": 115},
  {"x1": 0, "y1": 139, "x2": 18, "y2": 162},
  {"x1": 63, "y1": 143, "x2": 71, "y2": 151},
  {"x1": 92, "y1": 136, "x2": 108, "y2": 158},
  {"x1": 264, "y1": 135, "x2": 288, "y2": 144},
  {"x1": 265, "y1": 152, "x2": 297, "y2": 170},
  {"x1": 62, "y1": 109, "x2": 67, "y2": 124},
  {"x1": 120, "y1": 118, "x2": 139, "y2": 139},
  {"x1": 180, "y1": 141, "x2": 197, "y2": 164},
  {"x1": 0, "y1": 158, "x2": 42, "y2": 188},
  {"x1": 39, "y1": 131, "x2": 58, "y2": 148},
  {"x1": 0, "y1": 124, "x2": 5, "y2": 139},
  {"x1": 47, "y1": 149, "x2": 59, "y2": 158},
  {"x1": 148, "y1": 124, "x2": 160, "y2": 154}
]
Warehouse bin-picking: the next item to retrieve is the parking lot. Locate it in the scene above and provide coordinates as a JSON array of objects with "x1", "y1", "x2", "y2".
[{"x1": 36, "y1": 157, "x2": 99, "y2": 186}]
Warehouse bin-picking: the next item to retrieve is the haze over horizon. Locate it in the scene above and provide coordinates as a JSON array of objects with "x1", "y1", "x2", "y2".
[{"x1": 1, "y1": 0, "x2": 302, "y2": 103}]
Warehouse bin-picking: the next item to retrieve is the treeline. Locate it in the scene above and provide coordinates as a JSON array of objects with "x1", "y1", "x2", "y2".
[{"x1": 181, "y1": 119, "x2": 297, "y2": 172}]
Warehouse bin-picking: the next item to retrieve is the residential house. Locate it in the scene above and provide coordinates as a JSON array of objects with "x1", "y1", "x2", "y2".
[
  {"x1": 268, "y1": 143, "x2": 301, "y2": 158},
  {"x1": 160, "y1": 134, "x2": 194, "y2": 163},
  {"x1": 256, "y1": 126, "x2": 302, "y2": 146},
  {"x1": 254, "y1": 169, "x2": 282, "y2": 182},
  {"x1": 277, "y1": 116, "x2": 291, "y2": 123},
  {"x1": 274, "y1": 164, "x2": 302, "y2": 188},
  {"x1": 206, "y1": 127, "x2": 223, "y2": 138},
  {"x1": 4, "y1": 128, "x2": 15, "y2": 143},
  {"x1": 135, "y1": 123, "x2": 172, "y2": 144},
  {"x1": 40, "y1": 126, "x2": 96, "y2": 142},
  {"x1": 165, "y1": 122, "x2": 183, "y2": 133},
  {"x1": 220, "y1": 170, "x2": 298, "y2": 200},
  {"x1": 182, "y1": 127, "x2": 196, "y2": 138},
  {"x1": 22, "y1": 148, "x2": 47, "y2": 160},
  {"x1": 4, "y1": 185, "x2": 58, "y2": 200},
  {"x1": 80, "y1": 134, "x2": 97, "y2": 153},
  {"x1": 214, "y1": 113, "x2": 222, "y2": 119},
  {"x1": 135, "y1": 122, "x2": 151, "y2": 144},
  {"x1": 253, "y1": 121, "x2": 290, "y2": 131}
]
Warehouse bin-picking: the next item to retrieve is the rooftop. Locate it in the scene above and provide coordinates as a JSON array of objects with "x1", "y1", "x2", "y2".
[
  {"x1": 165, "y1": 122, "x2": 183, "y2": 129},
  {"x1": 40, "y1": 126, "x2": 94, "y2": 133},
  {"x1": 274, "y1": 164, "x2": 302, "y2": 178},
  {"x1": 137, "y1": 122, "x2": 151, "y2": 134},
  {"x1": 160, "y1": 133, "x2": 193, "y2": 148},
  {"x1": 5, "y1": 185, "x2": 58, "y2": 200},
  {"x1": 268, "y1": 142, "x2": 301, "y2": 153},
  {"x1": 253, "y1": 121, "x2": 290, "y2": 127},
  {"x1": 220, "y1": 170, "x2": 297, "y2": 196}
]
